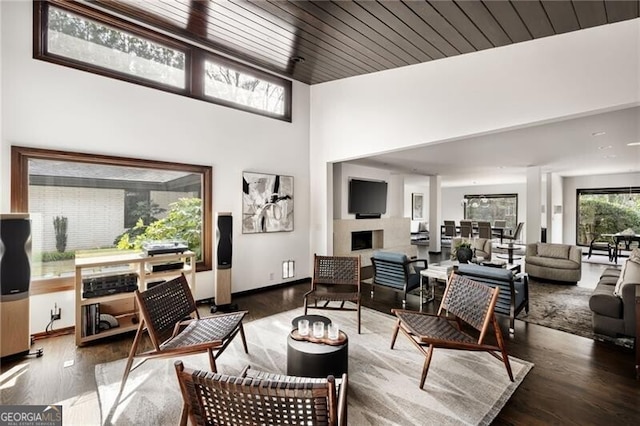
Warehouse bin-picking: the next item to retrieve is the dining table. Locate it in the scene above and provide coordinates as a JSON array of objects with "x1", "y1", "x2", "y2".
[
  {"x1": 602, "y1": 232, "x2": 640, "y2": 262},
  {"x1": 441, "y1": 224, "x2": 508, "y2": 243}
]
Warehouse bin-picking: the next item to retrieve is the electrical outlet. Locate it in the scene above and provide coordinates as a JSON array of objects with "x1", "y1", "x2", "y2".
[
  {"x1": 51, "y1": 303, "x2": 61, "y2": 321},
  {"x1": 269, "y1": 272, "x2": 274, "y2": 280}
]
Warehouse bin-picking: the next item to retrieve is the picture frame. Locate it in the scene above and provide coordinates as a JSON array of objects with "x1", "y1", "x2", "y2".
[
  {"x1": 412, "y1": 193, "x2": 424, "y2": 220},
  {"x1": 242, "y1": 172, "x2": 294, "y2": 233}
]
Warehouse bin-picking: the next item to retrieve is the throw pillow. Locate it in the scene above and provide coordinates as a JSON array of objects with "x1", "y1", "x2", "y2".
[
  {"x1": 614, "y1": 259, "x2": 640, "y2": 297},
  {"x1": 537, "y1": 243, "x2": 570, "y2": 259},
  {"x1": 629, "y1": 248, "x2": 640, "y2": 264}
]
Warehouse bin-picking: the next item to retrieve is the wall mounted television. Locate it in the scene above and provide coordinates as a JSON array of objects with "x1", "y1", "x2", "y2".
[{"x1": 348, "y1": 179, "x2": 387, "y2": 218}]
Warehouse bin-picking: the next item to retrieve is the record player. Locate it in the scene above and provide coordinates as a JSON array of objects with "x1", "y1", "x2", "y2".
[{"x1": 143, "y1": 240, "x2": 188, "y2": 256}]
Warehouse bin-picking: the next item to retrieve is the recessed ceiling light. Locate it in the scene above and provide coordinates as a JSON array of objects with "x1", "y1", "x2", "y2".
[
  {"x1": 497, "y1": 166, "x2": 506, "y2": 169},
  {"x1": 592, "y1": 131, "x2": 606, "y2": 137},
  {"x1": 598, "y1": 145, "x2": 612, "y2": 150},
  {"x1": 627, "y1": 142, "x2": 640, "y2": 146},
  {"x1": 603, "y1": 154, "x2": 617, "y2": 159}
]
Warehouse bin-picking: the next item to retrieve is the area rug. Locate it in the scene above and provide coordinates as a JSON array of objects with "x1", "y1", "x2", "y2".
[
  {"x1": 517, "y1": 280, "x2": 633, "y2": 348},
  {"x1": 96, "y1": 307, "x2": 533, "y2": 426}
]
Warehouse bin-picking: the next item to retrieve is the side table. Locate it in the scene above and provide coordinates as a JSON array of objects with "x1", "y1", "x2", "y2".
[{"x1": 287, "y1": 315, "x2": 348, "y2": 378}]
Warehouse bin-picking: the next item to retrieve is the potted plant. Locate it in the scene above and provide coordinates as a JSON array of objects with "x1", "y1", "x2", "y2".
[{"x1": 452, "y1": 239, "x2": 474, "y2": 263}]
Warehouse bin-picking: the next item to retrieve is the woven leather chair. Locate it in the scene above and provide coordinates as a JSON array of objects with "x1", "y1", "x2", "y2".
[
  {"x1": 304, "y1": 255, "x2": 362, "y2": 333},
  {"x1": 390, "y1": 273, "x2": 513, "y2": 389},
  {"x1": 174, "y1": 362, "x2": 348, "y2": 426},
  {"x1": 119, "y1": 274, "x2": 248, "y2": 396}
]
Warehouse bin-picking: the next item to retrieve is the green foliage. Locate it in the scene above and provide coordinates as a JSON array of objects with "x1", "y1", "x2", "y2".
[
  {"x1": 53, "y1": 216, "x2": 68, "y2": 253},
  {"x1": 450, "y1": 239, "x2": 472, "y2": 260},
  {"x1": 117, "y1": 198, "x2": 202, "y2": 257},
  {"x1": 578, "y1": 199, "x2": 640, "y2": 244},
  {"x1": 35, "y1": 250, "x2": 76, "y2": 263},
  {"x1": 113, "y1": 200, "x2": 166, "y2": 245}
]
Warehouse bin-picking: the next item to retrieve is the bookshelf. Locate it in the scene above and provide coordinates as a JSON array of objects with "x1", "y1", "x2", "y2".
[{"x1": 74, "y1": 251, "x2": 196, "y2": 345}]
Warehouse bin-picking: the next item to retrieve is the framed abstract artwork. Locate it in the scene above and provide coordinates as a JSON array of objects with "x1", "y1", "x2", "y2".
[
  {"x1": 412, "y1": 193, "x2": 424, "y2": 220},
  {"x1": 242, "y1": 172, "x2": 294, "y2": 233}
]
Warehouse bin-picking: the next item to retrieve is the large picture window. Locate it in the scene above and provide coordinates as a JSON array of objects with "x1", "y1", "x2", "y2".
[
  {"x1": 576, "y1": 187, "x2": 640, "y2": 245},
  {"x1": 34, "y1": 1, "x2": 292, "y2": 121},
  {"x1": 463, "y1": 194, "x2": 518, "y2": 230},
  {"x1": 11, "y1": 146, "x2": 212, "y2": 295}
]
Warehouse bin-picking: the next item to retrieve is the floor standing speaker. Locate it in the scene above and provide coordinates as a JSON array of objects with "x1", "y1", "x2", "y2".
[
  {"x1": 212, "y1": 212, "x2": 236, "y2": 312},
  {"x1": 1, "y1": 213, "x2": 32, "y2": 358}
]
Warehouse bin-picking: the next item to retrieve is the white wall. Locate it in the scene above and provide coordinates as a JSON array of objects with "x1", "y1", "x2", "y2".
[
  {"x1": 1, "y1": 1, "x2": 311, "y2": 333},
  {"x1": 310, "y1": 18, "x2": 640, "y2": 256},
  {"x1": 563, "y1": 172, "x2": 640, "y2": 245}
]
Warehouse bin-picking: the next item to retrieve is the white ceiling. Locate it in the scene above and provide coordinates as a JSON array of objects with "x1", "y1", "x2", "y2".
[{"x1": 345, "y1": 105, "x2": 640, "y2": 187}]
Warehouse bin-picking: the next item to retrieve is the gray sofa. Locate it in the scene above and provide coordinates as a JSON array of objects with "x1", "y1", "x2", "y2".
[
  {"x1": 524, "y1": 243, "x2": 582, "y2": 283},
  {"x1": 455, "y1": 263, "x2": 529, "y2": 334},
  {"x1": 589, "y1": 259, "x2": 640, "y2": 338}
]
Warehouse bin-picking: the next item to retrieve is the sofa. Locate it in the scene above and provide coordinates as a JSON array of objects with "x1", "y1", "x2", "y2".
[
  {"x1": 370, "y1": 251, "x2": 427, "y2": 307},
  {"x1": 455, "y1": 263, "x2": 529, "y2": 334},
  {"x1": 451, "y1": 237, "x2": 492, "y2": 262},
  {"x1": 588, "y1": 254, "x2": 640, "y2": 338},
  {"x1": 524, "y1": 243, "x2": 582, "y2": 283}
]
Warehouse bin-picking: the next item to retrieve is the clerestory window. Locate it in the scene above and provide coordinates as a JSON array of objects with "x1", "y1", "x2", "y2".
[{"x1": 34, "y1": 1, "x2": 292, "y2": 121}]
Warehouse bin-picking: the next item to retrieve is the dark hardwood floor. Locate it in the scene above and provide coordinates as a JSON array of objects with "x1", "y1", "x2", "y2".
[{"x1": 1, "y1": 249, "x2": 639, "y2": 425}]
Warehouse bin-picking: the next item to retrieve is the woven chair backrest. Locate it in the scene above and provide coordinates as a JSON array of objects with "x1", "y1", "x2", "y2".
[
  {"x1": 137, "y1": 274, "x2": 195, "y2": 338},
  {"x1": 440, "y1": 274, "x2": 498, "y2": 332},
  {"x1": 314, "y1": 255, "x2": 360, "y2": 287},
  {"x1": 177, "y1": 365, "x2": 336, "y2": 426}
]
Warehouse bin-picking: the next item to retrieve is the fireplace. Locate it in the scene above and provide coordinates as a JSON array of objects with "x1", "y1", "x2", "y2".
[{"x1": 351, "y1": 231, "x2": 373, "y2": 251}]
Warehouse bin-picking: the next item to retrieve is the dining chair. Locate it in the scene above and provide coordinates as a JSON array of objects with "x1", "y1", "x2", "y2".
[
  {"x1": 390, "y1": 273, "x2": 513, "y2": 389},
  {"x1": 459, "y1": 220, "x2": 473, "y2": 238},
  {"x1": 443, "y1": 220, "x2": 457, "y2": 239},
  {"x1": 477, "y1": 221, "x2": 492, "y2": 239},
  {"x1": 503, "y1": 222, "x2": 524, "y2": 244}
]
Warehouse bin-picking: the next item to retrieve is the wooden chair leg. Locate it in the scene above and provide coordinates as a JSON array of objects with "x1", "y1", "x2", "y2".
[
  {"x1": 179, "y1": 403, "x2": 188, "y2": 426},
  {"x1": 493, "y1": 316, "x2": 514, "y2": 381},
  {"x1": 390, "y1": 319, "x2": 401, "y2": 349},
  {"x1": 357, "y1": 302, "x2": 361, "y2": 334},
  {"x1": 118, "y1": 321, "x2": 145, "y2": 397},
  {"x1": 208, "y1": 348, "x2": 217, "y2": 373},
  {"x1": 239, "y1": 323, "x2": 249, "y2": 353},
  {"x1": 303, "y1": 297, "x2": 308, "y2": 315},
  {"x1": 420, "y1": 344, "x2": 435, "y2": 389}
]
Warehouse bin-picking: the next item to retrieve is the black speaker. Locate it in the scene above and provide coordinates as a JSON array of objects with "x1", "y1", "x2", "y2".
[
  {"x1": 1, "y1": 214, "x2": 31, "y2": 296},
  {"x1": 217, "y1": 213, "x2": 232, "y2": 269}
]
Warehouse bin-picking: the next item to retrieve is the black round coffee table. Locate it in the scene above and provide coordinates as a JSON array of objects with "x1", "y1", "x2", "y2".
[{"x1": 287, "y1": 314, "x2": 348, "y2": 378}]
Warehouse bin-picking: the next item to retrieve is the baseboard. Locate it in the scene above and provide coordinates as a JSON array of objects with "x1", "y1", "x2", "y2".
[
  {"x1": 32, "y1": 326, "x2": 75, "y2": 341},
  {"x1": 196, "y1": 278, "x2": 312, "y2": 304}
]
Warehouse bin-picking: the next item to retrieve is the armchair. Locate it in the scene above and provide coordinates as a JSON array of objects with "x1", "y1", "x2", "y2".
[{"x1": 370, "y1": 251, "x2": 427, "y2": 307}]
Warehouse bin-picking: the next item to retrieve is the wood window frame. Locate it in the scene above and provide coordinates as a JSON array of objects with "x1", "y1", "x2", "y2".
[
  {"x1": 11, "y1": 146, "x2": 213, "y2": 295},
  {"x1": 33, "y1": 0, "x2": 292, "y2": 122}
]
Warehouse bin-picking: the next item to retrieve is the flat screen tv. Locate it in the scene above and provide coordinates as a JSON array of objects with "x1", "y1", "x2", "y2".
[{"x1": 348, "y1": 179, "x2": 387, "y2": 218}]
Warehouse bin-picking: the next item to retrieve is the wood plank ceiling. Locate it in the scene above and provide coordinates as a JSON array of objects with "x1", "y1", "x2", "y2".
[{"x1": 91, "y1": 0, "x2": 640, "y2": 85}]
